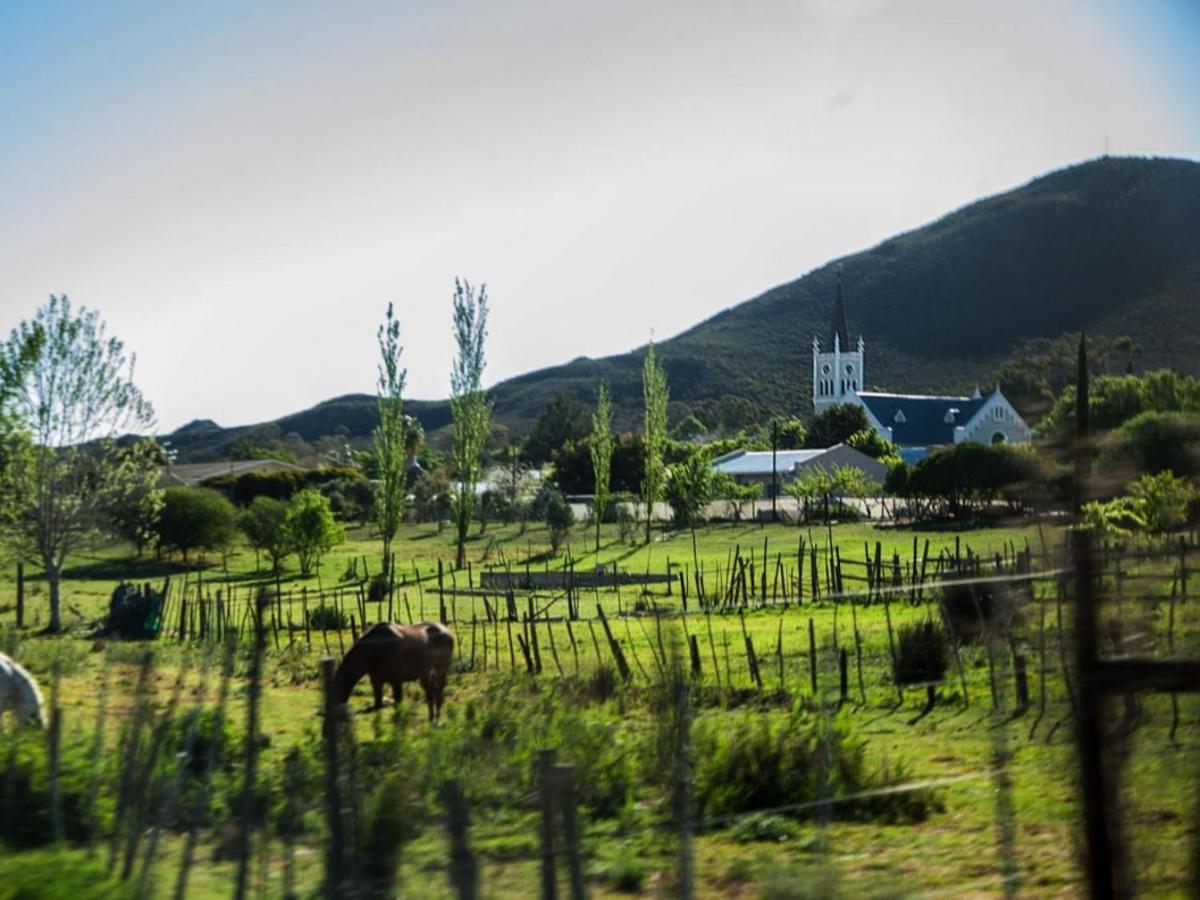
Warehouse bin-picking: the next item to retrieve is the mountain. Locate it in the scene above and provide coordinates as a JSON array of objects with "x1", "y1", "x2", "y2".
[{"x1": 165, "y1": 155, "x2": 1200, "y2": 462}]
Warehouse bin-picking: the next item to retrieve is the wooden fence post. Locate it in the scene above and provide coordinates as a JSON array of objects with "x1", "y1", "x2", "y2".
[
  {"x1": 808, "y1": 618, "x2": 818, "y2": 695},
  {"x1": 321, "y1": 657, "x2": 346, "y2": 897},
  {"x1": 538, "y1": 749, "x2": 559, "y2": 900},
  {"x1": 551, "y1": 765, "x2": 588, "y2": 900},
  {"x1": 838, "y1": 649, "x2": 849, "y2": 705},
  {"x1": 1013, "y1": 653, "x2": 1030, "y2": 712},
  {"x1": 15, "y1": 562, "x2": 24, "y2": 628}
]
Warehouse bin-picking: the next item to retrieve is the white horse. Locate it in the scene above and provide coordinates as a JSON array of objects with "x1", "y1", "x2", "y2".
[{"x1": 0, "y1": 652, "x2": 46, "y2": 729}]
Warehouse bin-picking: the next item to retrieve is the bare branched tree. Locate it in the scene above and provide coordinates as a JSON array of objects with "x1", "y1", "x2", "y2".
[{"x1": 0, "y1": 296, "x2": 158, "y2": 631}]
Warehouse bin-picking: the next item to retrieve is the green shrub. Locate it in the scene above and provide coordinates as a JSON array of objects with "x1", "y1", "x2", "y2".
[
  {"x1": 730, "y1": 812, "x2": 799, "y2": 843},
  {"x1": 894, "y1": 622, "x2": 949, "y2": 687},
  {"x1": 939, "y1": 581, "x2": 997, "y2": 643},
  {"x1": 0, "y1": 848, "x2": 134, "y2": 899},
  {"x1": 307, "y1": 605, "x2": 349, "y2": 631},
  {"x1": 0, "y1": 730, "x2": 112, "y2": 849},
  {"x1": 592, "y1": 849, "x2": 648, "y2": 893},
  {"x1": 693, "y1": 709, "x2": 939, "y2": 825}
]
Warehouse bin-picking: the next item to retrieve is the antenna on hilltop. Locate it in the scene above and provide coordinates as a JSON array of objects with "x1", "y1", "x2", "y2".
[{"x1": 1104, "y1": 132, "x2": 1109, "y2": 158}]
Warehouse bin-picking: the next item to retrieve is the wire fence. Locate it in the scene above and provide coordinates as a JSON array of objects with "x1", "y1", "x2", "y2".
[{"x1": 1, "y1": 530, "x2": 1198, "y2": 896}]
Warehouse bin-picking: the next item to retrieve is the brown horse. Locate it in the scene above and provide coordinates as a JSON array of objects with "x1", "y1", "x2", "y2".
[{"x1": 333, "y1": 622, "x2": 454, "y2": 721}]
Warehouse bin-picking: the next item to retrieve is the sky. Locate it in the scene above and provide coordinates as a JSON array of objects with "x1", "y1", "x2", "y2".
[{"x1": 1, "y1": 0, "x2": 1198, "y2": 433}]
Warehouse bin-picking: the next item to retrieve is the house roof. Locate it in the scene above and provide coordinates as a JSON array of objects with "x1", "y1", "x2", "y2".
[
  {"x1": 158, "y1": 459, "x2": 303, "y2": 487},
  {"x1": 710, "y1": 449, "x2": 827, "y2": 477},
  {"x1": 857, "y1": 392, "x2": 988, "y2": 447}
]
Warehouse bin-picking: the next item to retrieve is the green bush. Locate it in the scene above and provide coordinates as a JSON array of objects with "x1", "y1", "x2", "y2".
[
  {"x1": 729, "y1": 812, "x2": 799, "y2": 843},
  {"x1": 693, "y1": 709, "x2": 940, "y2": 825},
  {"x1": 156, "y1": 487, "x2": 238, "y2": 562},
  {"x1": 0, "y1": 730, "x2": 112, "y2": 849},
  {"x1": 307, "y1": 605, "x2": 349, "y2": 631},
  {"x1": 0, "y1": 848, "x2": 133, "y2": 900},
  {"x1": 894, "y1": 621, "x2": 949, "y2": 686}
]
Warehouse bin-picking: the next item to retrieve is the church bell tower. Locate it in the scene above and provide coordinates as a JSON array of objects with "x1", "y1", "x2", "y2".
[{"x1": 812, "y1": 274, "x2": 864, "y2": 414}]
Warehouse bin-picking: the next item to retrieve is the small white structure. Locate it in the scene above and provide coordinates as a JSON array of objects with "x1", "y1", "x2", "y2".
[
  {"x1": 810, "y1": 276, "x2": 1031, "y2": 460},
  {"x1": 710, "y1": 445, "x2": 887, "y2": 497}
]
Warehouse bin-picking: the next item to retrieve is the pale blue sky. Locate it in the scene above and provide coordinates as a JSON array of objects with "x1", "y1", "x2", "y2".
[{"x1": 1, "y1": 0, "x2": 1197, "y2": 431}]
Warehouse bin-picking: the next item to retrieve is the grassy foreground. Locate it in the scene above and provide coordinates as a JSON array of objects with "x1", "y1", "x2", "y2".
[{"x1": 1, "y1": 518, "x2": 1197, "y2": 897}]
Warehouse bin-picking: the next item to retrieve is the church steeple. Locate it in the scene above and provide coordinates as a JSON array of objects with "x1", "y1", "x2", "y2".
[
  {"x1": 812, "y1": 272, "x2": 864, "y2": 414},
  {"x1": 830, "y1": 271, "x2": 850, "y2": 349}
]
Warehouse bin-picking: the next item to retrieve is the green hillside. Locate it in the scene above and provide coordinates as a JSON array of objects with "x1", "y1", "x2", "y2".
[{"x1": 167, "y1": 155, "x2": 1200, "y2": 461}]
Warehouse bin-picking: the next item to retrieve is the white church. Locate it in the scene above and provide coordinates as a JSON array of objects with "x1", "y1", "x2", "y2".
[{"x1": 812, "y1": 278, "x2": 1031, "y2": 460}]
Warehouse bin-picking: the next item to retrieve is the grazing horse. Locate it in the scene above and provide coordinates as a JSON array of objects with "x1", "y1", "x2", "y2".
[
  {"x1": 0, "y1": 652, "x2": 47, "y2": 729},
  {"x1": 333, "y1": 622, "x2": 454, "y2": 721}
]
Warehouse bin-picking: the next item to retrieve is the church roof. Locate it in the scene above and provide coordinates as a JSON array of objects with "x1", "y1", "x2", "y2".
[{"x1": 857, "y1": 392, "x2": 988, "y2": 447}]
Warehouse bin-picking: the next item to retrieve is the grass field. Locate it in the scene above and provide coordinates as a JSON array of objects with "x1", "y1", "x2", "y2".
[{"x1": 1, "y1": 517, "x2": 1197, "y2": 898}]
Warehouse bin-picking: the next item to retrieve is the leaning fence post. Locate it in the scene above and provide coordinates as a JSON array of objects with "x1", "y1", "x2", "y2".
[
  {"x1": 538, "y1": 749, "x2": 559, "y2": 900},
  {"x1": 442, "y1": 779, "x2": 478, "y2": 900}
]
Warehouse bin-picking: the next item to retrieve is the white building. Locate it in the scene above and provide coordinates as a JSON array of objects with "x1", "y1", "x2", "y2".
[
  {"x1": 710, "y1": 445, "x2": 888, "y2": 497},
  {"x1": 811, "y1": 277, "x2": 1031, "y2": 460}
]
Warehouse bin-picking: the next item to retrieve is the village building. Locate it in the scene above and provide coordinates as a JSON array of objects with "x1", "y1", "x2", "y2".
[
  {"x1": 157, "y1": 458, "x2": 303, "y2": 488},
  {"x1": 812, "y1": 279, "x2": 1031, "y2": 460},
  {"x1": 710, "y1": 445, "x2": 887, "y2": 497}
]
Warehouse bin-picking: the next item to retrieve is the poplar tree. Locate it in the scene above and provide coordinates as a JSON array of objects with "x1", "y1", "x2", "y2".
[
  {"x1": 449, "y1": 279, "x2": 491, "y2": 569},
  {"x1": 373, "y1": 302, "x2": 407, "y2": 570},
  {"x1": 641, "y1": 342, "x2": 669, "y2": 543},
  {"x1": 589, "y1": 383, "x2": 613, "y2": 553}
]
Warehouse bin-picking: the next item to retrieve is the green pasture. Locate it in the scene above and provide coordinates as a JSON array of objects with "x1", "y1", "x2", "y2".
[{"x1": 2, "y1": 519, "x2": 1198, "y2": 897}]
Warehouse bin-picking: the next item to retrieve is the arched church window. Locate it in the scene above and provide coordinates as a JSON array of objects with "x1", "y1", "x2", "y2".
[{"x1": 991, "y1": 432, "x2": 1006, "y2": 445}]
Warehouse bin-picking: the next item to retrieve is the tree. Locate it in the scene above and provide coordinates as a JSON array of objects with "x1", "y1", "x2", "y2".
[
  {"x1": 774, "y1": 417, "x2": 807, "y2": 450},
  {"x1": 1128, "y1": 471, "x2": 1195, "y2": 534},
  {"x1": 0, "y1": 296, "x2": 158, "y2": 631},
  {"x1": 641, "y1": 342, "x2": 669, "y2": 542},
  {"x1": 784, "y1": 464, "x2": 874, "y2": 525},
  {"x1": 373, "y1": 302, "x2": 407, "y2": 569},
  {"x1": 285, "y1": 489, "x2": 345, "y2": 576},
  {"x1": 712, "y1": 472, "x2": 762, "y2": 524},
  {"x1": 499, "y1": 443, "x2": 532, "y2": 527},
  {"x1": 804, "y1": 404, "x2": 869, "y2": 448},
  {"x1": 413, "y1": 466, "x2": 452, "y2": 527},
  {"x1": 108, "y1": 474, "x2": 165, "y2": 558},
  {"x1": 665, "y1": 453, "x2": 713, "y2": 531},
  {"x1": 157, "y1": 486, "x2": 238, "y2": 563},
  {"x1": 1104, "y1": 411, "x2": 1200, "y2": 485},
  {"x1": 524, "y1": 392, "x2": 590, "y2": 464},
  {"x1": 589, "y1": 383, "x2": 614, "y2": 552},
  {"x1": 845, "y1": 428, "x2": 901, "y2": 464},
  {"x1": 449, "y1": 279, "x2": 492, "y2": 568},
  {"x1": 542, "y1": 486, "x2": 574, "y2": 554},
  {"x1": 239, "y1": 496, "x2": 293, "y2": 571}
]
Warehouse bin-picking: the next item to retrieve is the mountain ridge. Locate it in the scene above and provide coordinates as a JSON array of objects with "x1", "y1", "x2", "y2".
[{"x1": 164, "y1": 155, "x2": 1200, "y2": 462}]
